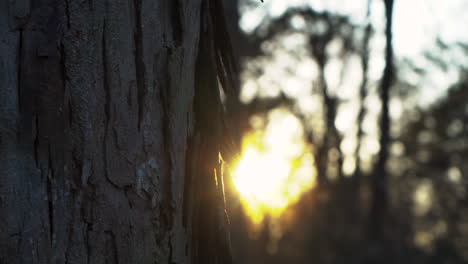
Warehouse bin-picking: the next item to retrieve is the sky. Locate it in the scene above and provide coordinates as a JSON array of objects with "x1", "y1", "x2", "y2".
[
  {"x1": 241, "y1": 0, "x2": 468, "y2": 56},
  {"x1": 239, "y1": 0, "x2": 468, "y2": 105}
]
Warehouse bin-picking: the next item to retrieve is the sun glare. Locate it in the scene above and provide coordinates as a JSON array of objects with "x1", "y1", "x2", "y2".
[{"x1": 231, "y1": 110, "x2": 317, "y2": 224}]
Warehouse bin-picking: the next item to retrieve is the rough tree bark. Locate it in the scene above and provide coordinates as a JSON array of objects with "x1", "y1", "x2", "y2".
[{"x1": 0, "y1": 0, "x2": 234, "y2": 263}]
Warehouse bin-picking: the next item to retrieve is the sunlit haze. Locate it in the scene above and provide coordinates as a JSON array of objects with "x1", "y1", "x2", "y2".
[{"x1": 231, "y1": 109, "x2": 316, "y2": 224}]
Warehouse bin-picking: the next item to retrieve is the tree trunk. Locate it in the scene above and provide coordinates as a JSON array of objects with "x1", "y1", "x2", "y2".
[
  {"x1": 0, "y1": 0, "x2": 233, "y2": 263},
  {"x1": 353, "y1": 0, "x2": 372, "y2": 183},
  {"x1": 369, "y1": 0, "x2": 394, "y2": 241}
]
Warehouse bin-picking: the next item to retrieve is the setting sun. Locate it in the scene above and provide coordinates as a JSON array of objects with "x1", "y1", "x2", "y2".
[{"x1": 231, "y1": 110, "x2": 317, "y2": 224}]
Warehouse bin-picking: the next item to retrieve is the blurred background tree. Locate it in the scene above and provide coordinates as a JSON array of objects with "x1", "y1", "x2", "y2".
[{"x1": 223, "y1": 0, "x2": 468, "y2": 264}]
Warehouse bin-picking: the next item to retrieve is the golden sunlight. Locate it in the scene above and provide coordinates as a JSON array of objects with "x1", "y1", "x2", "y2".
[{"x1": 231, "y1": 109, "x2": 317, "y2": 224}]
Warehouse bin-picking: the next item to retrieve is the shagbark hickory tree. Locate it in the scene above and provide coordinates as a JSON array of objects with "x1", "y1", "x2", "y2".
[{"x1": 0, "y1": 0, "x2": 237, "y2": 263}]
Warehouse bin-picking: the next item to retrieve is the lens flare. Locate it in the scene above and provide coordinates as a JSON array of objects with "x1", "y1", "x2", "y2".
[{"x1": 231, "y1": 110, "x2": 317, "y2": 224}]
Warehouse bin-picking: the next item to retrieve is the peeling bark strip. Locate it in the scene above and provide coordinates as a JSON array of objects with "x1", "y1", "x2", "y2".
[
  {"x1": 184, "y1": 0, "x2": 236, "y2": 263},
  {"x1": 0, "y1": 0, "x2": 234, "y2": 263}
]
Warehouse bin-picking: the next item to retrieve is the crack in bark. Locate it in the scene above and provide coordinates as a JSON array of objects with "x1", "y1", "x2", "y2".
[
  {"x1": 158, "y1": 47, "x2": 175, "y2": 230},
  {"x1": 60, "y1": 41, "x2": 68, "y2": 92},
  {"x1": 170, "y1": 0, "x2": 183, "y2": 46},
  {"x1": 64, "y1": 0, "x2": 70, "y2": 29},
  {"x1": 16, "y1": 30, "x2": 23, "y2": 111},
  {"x1": 68, "y1": 100, "x2": 73, "y2": 126},
  {"x1": 88, "y1": 0, "x2": 93, "y2": 11},
  {"x1": 102, "y1": 20, "x2": 110, "y2": 130},
  {"x1": 101, "y1": 19, "x2": 120, "y2": 190},
  {"x1": 133, "y1": 0, "x2": 145, "y2": 130},
  {"x1": 104, "y1": 230, "x2": 119, "y2": 264},
  {"x1": 33, "y1": 115, "x2": 39, "y2": 167},
  {"x1": 86, "y1": 223, "x2": 92, "y2": 264},
  {"x1": 47, "y1": 143, "x2": 55, "y2": 246}
]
